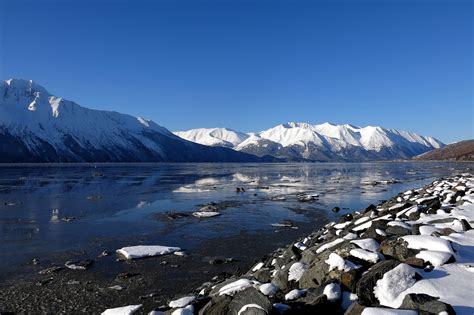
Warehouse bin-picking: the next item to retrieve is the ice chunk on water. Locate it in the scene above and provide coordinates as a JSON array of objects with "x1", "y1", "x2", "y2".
[{"x1": 117, "y1": 245, "x2": 181, "y2": 259}]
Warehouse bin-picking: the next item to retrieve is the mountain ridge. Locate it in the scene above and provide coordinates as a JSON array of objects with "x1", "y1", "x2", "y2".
[
  {"x1": 174, "y1": 122, "x2": 444, "y2": 161},
  {"x1": 0, "y1": 79, "x2": 274, "y2": 163},
  {"x1": 414, "y1": 140, "x2": 474, "y2": 161},
  {"x1": 0, "y1": 79, "x2": 446, "y2": 163}
]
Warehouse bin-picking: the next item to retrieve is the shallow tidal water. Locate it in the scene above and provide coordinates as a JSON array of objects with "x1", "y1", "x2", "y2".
[{"x1": 0, "y1": 162, "x2": 472, "y2": 285}]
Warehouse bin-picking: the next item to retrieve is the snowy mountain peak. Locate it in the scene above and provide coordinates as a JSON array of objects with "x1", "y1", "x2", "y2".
[
  {"x1": 0, "y1": 79, "x2": 269, "y2": 163},
  {"x1": 174, "y1": 127, "x2": 249, "y2": 148},
  {"x1": 4, "y1": 79, "x2": 49, "y2": 96},
  {"x1": 175, "y1": 122, "x2": 445, "y2": 161}
]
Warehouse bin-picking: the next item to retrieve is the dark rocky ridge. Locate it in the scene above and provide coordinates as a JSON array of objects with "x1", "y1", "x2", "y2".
[{"x1": 414, "y1": 139, "x2": 474, "y2": 161}]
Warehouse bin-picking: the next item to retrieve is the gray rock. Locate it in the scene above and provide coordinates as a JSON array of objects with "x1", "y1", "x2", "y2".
[
  {"x1": 439, "y1": 228, "x2": 457, "y2": 236},
  {"x1": 361, "y1": 226, "x2": 387, "y2": 242},
  {"x1": 275, "y1": 246, "x2": 301, "y2": 269},
  {"x1": 380, "y1": 239, "x2": 420, "y2": 263},
  {"x1": 339, "y1": 213, "x2": 353, "y2": 224},
  {"x1": 38, "y1": 266, "x2": 63, "y2": 275},
  {"x1": 297, "y1": 285, "x2": 325, "y2": 305},
  {"x1": 341, "y1": 268, "x2": 363, "y2": 292},
  {"x1": 400, "y1": 293, "x2": 455, "y2": 315},
  {"x1": 199, "y1": 295, "x2": 232, "y2": 315},
  {"x1": 228, "y1": 287, "x2": 272, "y2": 315},
  {"x1": 427, "y1": 218, "x2": 456, "y2": 224},
  {"x1": 356, "y1": 260, "x2": 400, "y2": 305},
  {"x1": 298, "y1": 258, "x2": 331, "y2": 289},
  {"x1": 385, "y1": 225, "x2": 410, "y2": 236},
  {"x1": 458, "y1": 218, "x2": 472, "y2": 231},
  {"x1": 272, "y1": 265, "x2": 290, "y2": 291},
  {"x1": 253, "y1": 268, "x2": 272, "y2": 283},
  {"x1": 298, "y1": 250, "x2": 355, "y2": 290},
  {"x1": 408, "y1": 211, "x2": 421, "y2": 221},
  {"x1": 210, "y1": 276, "x2": 254, "y2": 295},
  {"x1": 209, "y1": 257, "x2": 235, "y2": 265},
  {"x1": 423, "y1": 198, "x2": 441, "y2": 210},
  {"x1": 64, "y1": 259, "x2": 94, "y2": 270},
  {"x1": 370, "y1": 219, "x2": 390, "y2": 230},
  {"x1": 166, "y1": 212, "x2": 191, "y2": 220},
  {"x1": 364, "y1": 204, "x2": 377, "y2": 213},
  {"x1": 411, "y1": 223, "x2": 423, "y2": 235},
  {"x1": 344, "y1": 301, "x2": 365, "y2": 315}
]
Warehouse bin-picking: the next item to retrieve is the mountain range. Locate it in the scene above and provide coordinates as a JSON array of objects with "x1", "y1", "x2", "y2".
[
  {"x1": 175, "y1": 123, "x2": 444, "y2": 162},
  {"x1": 0, "y1": 79, "x2": 273, "y2": 163},
  {"x1": 0, "y1": 79, "x2": 444, "y2": 163}
]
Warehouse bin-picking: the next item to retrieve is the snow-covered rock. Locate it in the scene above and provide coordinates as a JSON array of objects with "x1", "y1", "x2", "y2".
[
  {"x1": 288, "y1": 262, "x2": 307, "y2": 281},
  {"x1": 323, "y1": 282, "x2": 341, "y2": 302},
  {"x1": 218, "y1": 279, "x2": 260, "y2": 296},
  {"x1": 350, "y1": 238, "x2": 380, "y2": 252},
  {"x1": 350, "y1": 248, "x2": 383, "y2": 263},
  {"x1": 373, "y1": 263, "x2": 419, "y2": 308},
  {"x1": 169, "y1": 296, "x2": 196, "y2": 308},
  {"x1": 258, "y1": 283, "x2": 279, "y2": 296}
]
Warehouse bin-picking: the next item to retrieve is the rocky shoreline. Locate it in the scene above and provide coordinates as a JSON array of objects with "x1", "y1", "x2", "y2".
[{"x1": 100, "y1": 173, "x2": 474, "y2": 315}]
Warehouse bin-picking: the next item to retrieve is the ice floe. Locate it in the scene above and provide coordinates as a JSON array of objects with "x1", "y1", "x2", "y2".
[
  {"x1": 116, "y1": 245, "x2": 181, "y2": 259},
  {"x1": 101, "y1": 304, "x2": 142, "y2": 315}
]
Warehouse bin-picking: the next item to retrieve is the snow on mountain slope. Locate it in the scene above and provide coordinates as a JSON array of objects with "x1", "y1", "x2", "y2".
[
  {"x1": 174, "y1": 128, "x2": 249, "y2": 148},
  {"x1": 175, "y1": 122, "x2": 444, "y2": 161},
  {"x1": 0, "y1": 79, "x2": 270, "y2": 163}
]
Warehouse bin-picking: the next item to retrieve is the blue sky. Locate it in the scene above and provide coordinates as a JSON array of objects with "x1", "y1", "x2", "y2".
[{"x1": 0, "y1": 0, "x2": 472, "y2": 143}]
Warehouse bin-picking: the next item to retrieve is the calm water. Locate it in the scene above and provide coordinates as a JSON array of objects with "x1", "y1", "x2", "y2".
[{"x1": 0, "y1": 162, "x2": 472, "y2": 279}]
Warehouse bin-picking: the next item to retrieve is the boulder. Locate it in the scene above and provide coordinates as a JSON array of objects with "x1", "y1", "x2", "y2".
[
  {"x1": 362, "y1": 227, "x2": 387, "y2": 243},
  {"x1": 379, "y1": 239, "x2": 420, "y2": 264},
  {"x1": 298, "y1": 258, "x2": 331, "y2": 289},
  {"x1": 411, "y1": 224, "x2": 423, "y2": 235},
  {"x1": 458, "y1": 218, "x2": 472, "y2": 231},
  {"x1": 356, "y1": 260, "x2": 400, "y2": 305},
  {"x1": 228, "y1": 287, "x2": 272, "y2": 315},
  {"x1": 272, "y1": 265, "x2": 291, "y2": 291},
  {"x1": 344, "y1": 301, "x2": 365, "y2": 315},
  {"x1": 275, "y1": 246, "x2": 301, "y2": 269},
  {"x1": 364, "y1": 204, "x2": 377, "y2": 213},
  {"x1": 408, "y1": 212, "x2": 421, "y2": 221},
  {"x1": 198, "y1": 295, "x2": 232, "y2": 315},
  {"x1": 339, "y1": 214, "x2": 354, "y2": 224},
  {"x1": 253, "y1": 268, "x2": 272, "y2": 283},
  {"x1": 420, "y1": 198, "x2": 441, "y2": 211},
  {"x1": 340, "y1": 268, "x2": 363, "y2": 293},
  {"x1": 297, "y1": 285, "x2": 326, "y2": 305},
  {"x1": 439, "y1": 228, "x2": 457, "y2": 236},
  {"x1": 385, "y1": 225, "x2": 410, "y2": 236},
  {"x1": 400, "y1": 293, "x2": 455, "y2": 315},
  {"x1": 371, "y1": 220, "x2": 390, "y2": 230}
]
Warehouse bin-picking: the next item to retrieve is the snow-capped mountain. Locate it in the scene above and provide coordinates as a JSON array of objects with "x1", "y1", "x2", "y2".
[
  {"x1": 174, "y1": 128, "x2": 249, "y2": 148},
  {"x1": 175, "y1": 122, "x2": 444, "y2": 161},
  {"x1": 0, "y1": 79, "x2": 272, "y2": 163}
]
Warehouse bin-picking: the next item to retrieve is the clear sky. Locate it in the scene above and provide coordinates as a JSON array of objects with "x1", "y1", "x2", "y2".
[{"x1": 0, "y1": 0, "x2": 472, "y2": 143}]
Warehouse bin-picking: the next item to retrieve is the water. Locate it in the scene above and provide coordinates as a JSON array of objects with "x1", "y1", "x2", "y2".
[{"x1": 0, "y1": 162, "x2": 472, "y2": 281}]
